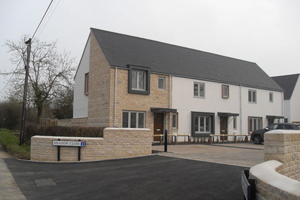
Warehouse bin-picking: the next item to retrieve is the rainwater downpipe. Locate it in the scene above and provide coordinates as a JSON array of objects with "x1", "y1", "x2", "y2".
[
  {"x1": 168, "y1": 75, "x2": 172, "y2": 135},
  {"x1": 113, "y1": 67, "x2": 117, "y2": 127},
  {"x1": 239, "y1": 85, "x2": 242, "y2": 135}
]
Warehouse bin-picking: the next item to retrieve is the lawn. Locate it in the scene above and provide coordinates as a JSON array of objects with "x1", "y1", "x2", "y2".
[{"x1": 0, "y1": 129, "x2": 30, "y2": 159}]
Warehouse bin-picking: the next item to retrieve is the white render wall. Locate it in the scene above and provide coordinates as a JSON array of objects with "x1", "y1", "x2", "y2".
[
  {"x1": 73, "y1": 37, "x2": 90, "y2": 118},
  {"x1": 172, "y1": 76, "x2": 283, "y2": 137},
  {"x1": 290, "y1": 78, "x2": 300, "y2": 122}
]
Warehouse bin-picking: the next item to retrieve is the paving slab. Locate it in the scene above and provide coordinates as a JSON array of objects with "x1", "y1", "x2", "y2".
[
  {"x1": 152, "y1": 142, "x2": 264, "y2": 167},
  {"x1": 0, "y1": 143, "x2": 26, "y2": 200}
]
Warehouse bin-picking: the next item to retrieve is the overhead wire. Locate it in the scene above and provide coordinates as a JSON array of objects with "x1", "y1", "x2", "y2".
[{"x1": 0, "y1": 0, "x2": 55, "y2": 97}]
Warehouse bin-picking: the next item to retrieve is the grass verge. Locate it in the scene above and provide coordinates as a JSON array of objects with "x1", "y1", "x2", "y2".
[{"x1": 0, "y1": 129, "x2": 30, "y2": 160}]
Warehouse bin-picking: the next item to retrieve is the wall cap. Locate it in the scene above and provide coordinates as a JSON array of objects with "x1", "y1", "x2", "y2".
[
  {"x1": 32, "y1": 135, "x2": 103, "y2": 140},
  {"x1": 250, "y1": 160, "x2": 300, "y2": 197}
]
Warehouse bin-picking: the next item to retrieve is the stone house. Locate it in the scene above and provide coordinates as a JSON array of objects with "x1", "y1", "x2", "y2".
[
  {"x1": 272, "y1": 74, "x2": 300, "y2": 123},
  {"x1": 73, "y1": 28, "x2": 284, "y2": 141}
]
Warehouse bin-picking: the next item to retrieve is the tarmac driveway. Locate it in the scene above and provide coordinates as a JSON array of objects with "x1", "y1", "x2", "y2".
[{"x1": 4, "y1": 155, "x2": 246, "y2": 200}]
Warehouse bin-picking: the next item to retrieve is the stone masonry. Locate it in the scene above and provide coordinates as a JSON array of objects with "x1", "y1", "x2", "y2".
[
  {"x1": 264, "y1": 130, "x2": 300, "y2": 181},
  {"x1": 30, "y1": 128, "x2": 152, "y2": 162}
]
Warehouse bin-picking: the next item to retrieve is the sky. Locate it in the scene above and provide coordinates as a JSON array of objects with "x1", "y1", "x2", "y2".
[{"x1": 0, "y1": 0, "x2": 299, "y2": 100}]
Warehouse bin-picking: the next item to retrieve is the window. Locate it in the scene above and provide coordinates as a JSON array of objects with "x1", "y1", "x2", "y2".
[
  {"x1": 128, "y1": 65, "x2": 150, "y2": 95},
  {"x1": 122, "y1": 111, "x2": 145, "y2": 128},
  {"x1": 194, "y1": 82, "x2": 205, "y2": 98},
  {"x1": 222, "y1": 85, "x2": 229, "y2": 98},
  {"x1": 248, "y1": 90, "x2": 257, "y2": 103},
  {"x1": 84, "y1": 73, "x2": 89, "y2": 95},
  {"x1": 269, "y1": 92, "x2": 273, "y2": 103},
  {"x1": 249, "y1": 117, "x2": 262, "y2": 133},
  {"x1": 172, "y1": 114, "x2": 177, "y2": 129},
  {"x1": 233, "y1": 117, "x2": 237, "y2": 129},
  {"x1": 158, "y1": 77, "x2": 165, "y2": 90},
  {"x1": 191, "y1": 112, "x2": 215, "y2": 136}
]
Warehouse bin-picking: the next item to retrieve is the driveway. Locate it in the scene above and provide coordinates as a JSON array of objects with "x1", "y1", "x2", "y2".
[
  {"x1": 152, "y1": 142, "x2": 264, "y2": 167},
  {"x1": 4, "y1": 155, "x2": 246, "y2": 200}
]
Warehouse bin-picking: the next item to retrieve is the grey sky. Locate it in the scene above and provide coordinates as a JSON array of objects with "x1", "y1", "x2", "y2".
[{"x1": 0, "y1": 0, "x2": 299, "y2": 100}]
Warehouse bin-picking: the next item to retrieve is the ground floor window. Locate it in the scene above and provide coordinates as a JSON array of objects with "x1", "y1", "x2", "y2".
[
  {"x1": 249, "y1": 117, "x2": 262, "y2": 133},
  {"x1": 191, "y1": 112, "x2": 214, "y2": 136},
  {"x1": 122, "y1": 111, "x2": 145, "y2": 128},
  {"x1": 233, "y1": 117, "x2": 237, "y2": 130},
  {"x1": 172, "y1": 113, "x2": 178, "y2": 129}
]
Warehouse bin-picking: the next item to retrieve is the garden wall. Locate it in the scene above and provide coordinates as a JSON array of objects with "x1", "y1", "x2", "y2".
[{"x1": 30, "y1": 128, "x2": 152, "y2": 162}]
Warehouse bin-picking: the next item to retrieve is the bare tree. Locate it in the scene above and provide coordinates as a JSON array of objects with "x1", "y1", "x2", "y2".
[{"x1": 3, "y1": 36, "x2": 75, "y2": 123}]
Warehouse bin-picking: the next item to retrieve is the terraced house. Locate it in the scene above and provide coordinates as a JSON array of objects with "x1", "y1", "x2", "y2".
[{"x1": 73, "y1": 28, "x2": 284, "y2": 141}]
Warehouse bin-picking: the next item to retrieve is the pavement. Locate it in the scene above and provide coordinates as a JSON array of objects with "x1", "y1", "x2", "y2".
[
  {"x1": 0, "y1": 142, "x2": 264, "y2": 200},
  {"x1": 0, "y1": 143, "x2": 26, "y2": 200}
]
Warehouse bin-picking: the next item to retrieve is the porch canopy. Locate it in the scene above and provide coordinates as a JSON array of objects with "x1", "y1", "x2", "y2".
[
  {"x1": 151, "y1": 107, "x2": 177, "y2": 113},
  {"x1": 266, "y1": 115, "x2": 284, "y2": 120},
  {"x1": 217, "y1": 112, "x2": 239, "y2": 117}
]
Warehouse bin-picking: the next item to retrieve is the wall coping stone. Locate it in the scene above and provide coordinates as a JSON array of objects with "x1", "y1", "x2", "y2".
[
  {"x1": 105, "y1": 128, "x2": 151, "y2": 131},
  {"x1": 32, "y1": 135, "x2": 103, "y2": 140},
  {"x1": 250, "y1": 160, "x2": 300, "y2": 197}
]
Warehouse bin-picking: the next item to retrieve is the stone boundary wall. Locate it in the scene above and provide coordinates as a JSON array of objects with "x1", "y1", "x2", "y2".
[
  {"x1": 250, "y1": 160, "x2": 300, "y2": 200},
  {"x1": 30, "y1": 128, "x2": 152, "y2": 162},
  {"x1": 249, "y1": 130, "x2": 300, "y2": 199},
  {"x1": 264, "y1": 130, "x2": 300, "y2": 180}
]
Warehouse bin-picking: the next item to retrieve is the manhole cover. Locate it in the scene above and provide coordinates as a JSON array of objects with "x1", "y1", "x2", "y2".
[{"x1": 35, "y1": 178, "x2": 56, "y2": 186}]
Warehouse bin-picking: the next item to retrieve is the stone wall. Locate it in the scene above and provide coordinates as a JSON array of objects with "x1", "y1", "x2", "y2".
[
  {"x1": 249, "y1": 130, "x2": 300, "y2": 199},
  {"x1": 30, "y1": 128, "x2": 152, "y2": 162},
  {"x1": 264, "y1": 130, "x2": 300, "y2": 180}
]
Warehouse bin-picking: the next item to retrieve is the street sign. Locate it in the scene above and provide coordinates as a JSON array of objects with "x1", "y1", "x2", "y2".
[{"x1": 53, "y1": 140, "x2": 86, "y2": 147}]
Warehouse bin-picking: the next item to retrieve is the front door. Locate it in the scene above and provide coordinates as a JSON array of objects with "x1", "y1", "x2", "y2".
[
  {"x1": 220, "y1": 116, "x2": 228, "y2": 140},
  {"x1": 154, "y1": 113, "x2": 164, "y2": 141}
]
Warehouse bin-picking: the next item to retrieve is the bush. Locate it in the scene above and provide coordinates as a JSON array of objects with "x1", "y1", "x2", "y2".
[
  {"x1": 25, "y1": 125, "x2": 105, "y2": 145},
  {"x1": 0, "y1": 129, "x2": 30, "y2": 159}
]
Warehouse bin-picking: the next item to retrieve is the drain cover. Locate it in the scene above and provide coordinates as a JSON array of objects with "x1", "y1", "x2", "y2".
[{"x1": 35, "y1": 178, "x2": 56, "y2": 186}]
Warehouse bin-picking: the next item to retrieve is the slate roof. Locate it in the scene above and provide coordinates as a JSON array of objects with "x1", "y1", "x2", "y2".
[
  {"x1": 91, "y1": 28, "x2": 282, "y2": 91},
  {"x1": 272, "y1": 74, "x2": 299, "y2": 100}
]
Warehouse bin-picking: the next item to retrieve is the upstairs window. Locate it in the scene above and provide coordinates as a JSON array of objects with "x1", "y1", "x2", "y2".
[
  {"x1": 84, "y1": 73, "x2": 89, "y2": 95},
  {"x1": 222, "y1": 85, "x2": 229, "y2": 99},
  {"x1": 194, "y1": 82, "x2": 205, "y2": 98},
  {"x1": 269, "y1": 92, "x2": 273, "y2": 103},
  {"x1": 128, "y1": 65, "x2": 150, "y2": 95},
  {"x1": 132, "y1": 70, "x2": 146, "y2": 91},
  {"x1": 158, "y1": 77, "x2": 165, "y2": 90},
  {"x1": 248, "y1": 90, "x2": 257, "y2": 103}
]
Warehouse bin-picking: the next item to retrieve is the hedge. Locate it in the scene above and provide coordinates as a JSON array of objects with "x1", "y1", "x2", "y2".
[{"x1": 25, "y1": 125, "x2": 105, "y2": 145}]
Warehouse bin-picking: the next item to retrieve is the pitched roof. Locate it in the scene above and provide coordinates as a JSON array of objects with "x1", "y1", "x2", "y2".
[
  {"x1": 91, "y1": 28, "x2": 282, "y2": 91},
  {"x1": 272, "y1": 74, "x2": 299, "y2": 100}
]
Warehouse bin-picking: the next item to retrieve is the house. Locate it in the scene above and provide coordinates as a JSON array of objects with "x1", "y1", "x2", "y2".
[
  {"x1": 272, "y1": 74, "x2": 300, "y2": 123},
  {"x1": 73, "y1": 28, "x2": 284, "y2": 141}
]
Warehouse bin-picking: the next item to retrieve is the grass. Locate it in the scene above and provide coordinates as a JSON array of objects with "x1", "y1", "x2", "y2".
[{"x1": 0, "y1": 129, "x2": 30, "y2": 160}]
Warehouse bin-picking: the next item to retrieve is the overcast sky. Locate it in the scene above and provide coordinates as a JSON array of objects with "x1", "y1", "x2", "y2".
[{"x1": 0, "y1": 0, "x2": 299, "y2": 100}]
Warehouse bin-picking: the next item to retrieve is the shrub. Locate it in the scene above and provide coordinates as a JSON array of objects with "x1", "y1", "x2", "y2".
[{"x1": 25, "y1": 125, "x2": 105, "y2": 145}]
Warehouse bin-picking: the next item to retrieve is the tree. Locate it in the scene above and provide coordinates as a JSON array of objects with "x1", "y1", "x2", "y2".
[
  {"x1": 3, "y1": 36, "x2": 75, "y2": 123},
  {"x1": 52, "y1": 85, "x2": 74, "y2": 119}
]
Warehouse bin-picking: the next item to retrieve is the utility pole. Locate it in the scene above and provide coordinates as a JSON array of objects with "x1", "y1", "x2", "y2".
[{"x1": 19, "y1": 38, "x2": 31, "y2": 146}]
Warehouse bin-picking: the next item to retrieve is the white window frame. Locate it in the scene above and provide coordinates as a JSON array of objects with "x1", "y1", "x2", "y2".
[
  {"x1": 158, "y1": 77, "x2": 165, "y2": 90},
  {"x1": 194, "y1": 82, "x2": 205, "y2": 98},
  {"x1": 132, "y1": 70, "x2": 146, "y2": 91},
  {"x1": 195, "y1": 116, "x2": 211, "y2": 133},
  {"x1": 248, "y1": 90, "x2": 257, "y2": 103},
  {"x1": 122, "y1": 111, "x2": 145, "y2": 128},
  {"x1": 172, "y1": 114, "x2": 177, "y2": 129},
  {"x1": 269, "y1": 92, "x2": 273, "y2": 103}
]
